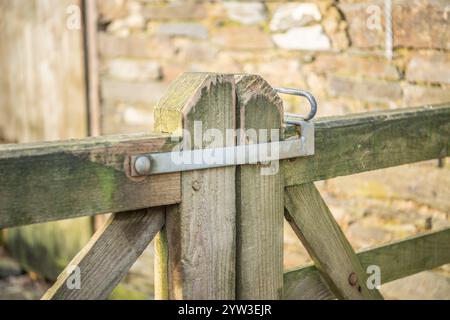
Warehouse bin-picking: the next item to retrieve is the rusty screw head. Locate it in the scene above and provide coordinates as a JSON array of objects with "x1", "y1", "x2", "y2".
[
  {"x1": 348, "y1": 272, "x2": 358, "y2": 286},
  {"x1": 134, "y1": 156, "x2": 152, "y2": 175},
  {"x1": 192, "y1": 180, "x2": 201, "y2": 191}
]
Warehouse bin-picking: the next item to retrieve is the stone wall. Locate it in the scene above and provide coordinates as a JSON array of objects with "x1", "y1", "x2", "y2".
[{"x1": 97, "y1": 0, "x2": 450, "y2": 134}]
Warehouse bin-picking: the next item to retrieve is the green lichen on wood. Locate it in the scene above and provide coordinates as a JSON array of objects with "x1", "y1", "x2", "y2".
[
  {"x1": 234, "y1": 74, "x2": 284, "y2": 300},
  {"x1": 155, "y1": 73, "x2": 212, "y2": 135},
  {"x1": 154, "y1": 72, "x2": 237, "y2": 300},
  {"x1": 0, "y1": 133, "x2": 180, "y2": 229}
]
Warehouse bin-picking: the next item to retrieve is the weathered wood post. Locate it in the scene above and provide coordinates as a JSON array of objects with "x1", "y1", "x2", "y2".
[
  {"x1": 154, "y1": 73, "x2": 236, "y2": 299},
  {"x1": 154, "y1": 73, "x2": 285, "y2": 299},
  {"x1": 234, "y1": 75, "x2": 284, "y2": 299}
]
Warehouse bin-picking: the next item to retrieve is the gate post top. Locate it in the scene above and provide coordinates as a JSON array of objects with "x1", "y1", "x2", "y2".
[
  {"x1": 153, "y1": 72, "x2": 237, "y2": 300},
  {"x1": 234, "y1": 74, "x2": 283, "y2": 118},
  {"x1": 154, "y1": 73, "x2": 236, "y2": 136}
]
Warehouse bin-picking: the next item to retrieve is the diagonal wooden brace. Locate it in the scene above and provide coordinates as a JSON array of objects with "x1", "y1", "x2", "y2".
[{"x1": 285, "y1": 183, "x2": 384, "y2": 300}]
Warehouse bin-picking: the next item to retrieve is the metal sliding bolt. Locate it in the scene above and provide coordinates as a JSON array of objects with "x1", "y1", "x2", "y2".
[
  {"x1": 134, "y1": 156, "x2": 152, "y2": 175},
  {"x1": 275, "y1": 87, "x2": 318, "y2": 122}
]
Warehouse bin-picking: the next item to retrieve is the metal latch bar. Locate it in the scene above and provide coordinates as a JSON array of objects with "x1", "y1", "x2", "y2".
[
  {"x1": 131, "y1": 87, "x2": 318, "y2": 176},
  {"x1": 131, "y1": 121, "x2": 314, "y2": 177}
]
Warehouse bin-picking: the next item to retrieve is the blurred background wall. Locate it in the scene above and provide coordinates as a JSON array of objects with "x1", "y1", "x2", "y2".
[
  {"x1": 0, "y1": 0, "x2": 449, "y2": 299},
  {"x1": 0, "y1": 0, "x2": 92, "y2": 282},
  {"x1": 0, "y1": 0, "x2": 88, "y2": 142},
  {"x1": 96, "y1": 0, "x2": 450, "y2": 134}
]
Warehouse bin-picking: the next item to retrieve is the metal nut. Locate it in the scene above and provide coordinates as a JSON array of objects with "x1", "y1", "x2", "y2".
[{"x1": 134, "y1": 156, "x2": 152, "y2": 175}]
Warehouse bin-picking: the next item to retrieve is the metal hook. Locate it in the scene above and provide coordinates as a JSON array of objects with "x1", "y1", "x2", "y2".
[{"x1": 275, "y1": 87, "x2": 318, "y2": 122}]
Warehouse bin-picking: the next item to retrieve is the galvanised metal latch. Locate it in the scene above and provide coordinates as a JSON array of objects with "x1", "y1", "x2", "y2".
[{"x1": 131, "y1": 87, "x2": 317, "y2": 176}]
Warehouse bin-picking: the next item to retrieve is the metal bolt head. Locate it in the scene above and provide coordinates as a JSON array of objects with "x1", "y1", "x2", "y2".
[
  {"x1": 348, "y1": 272, "x2": 358, "y2": 286},
  {"x1": 134, "y1": 156, "x2": 151, "y2": 175},
  {"x1": 192, "y1": 180, "x2": 201, "y2": 191}
]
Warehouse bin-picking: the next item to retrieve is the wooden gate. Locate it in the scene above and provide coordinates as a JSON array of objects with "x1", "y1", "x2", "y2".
[{"x1": 0, "y1": 73, "x2": 448, "y2": 300}]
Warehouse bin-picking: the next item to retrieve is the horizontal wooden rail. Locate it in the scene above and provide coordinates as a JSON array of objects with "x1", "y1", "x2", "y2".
[
  {"x1": 284, "y1": 228, "x2": 450, "y2": 300},
  {"x1": 284, "y1": 104, "x2": 450, "y2": 186},
  {"x1": 1, "y1": 105, "x2": 448, "y2": 229},
  {"x1": 0, "y1": 133, "x2": 180, "y2": 229}
]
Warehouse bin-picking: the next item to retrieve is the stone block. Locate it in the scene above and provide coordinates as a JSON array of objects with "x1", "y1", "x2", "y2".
[
  {"x1": 338, "y1": 1, "x2": 384, "y2": 48},
  {"x1": 156, "y1": 23, "x2": 208, "y2": 40},
  {"x1": 273, "y1": 25, "x2": 331, "y2": 51},
  {"x1": 394, "y1": 0, "x2": 450, "y2": 50},
  {"x1": 98, "y1": 33, "x2": 175, "y2": 59},
  {"x1": 339, "y1": 0, "x2": 450, "y2": 50},
  {"x1": 312, "y1": 54, "x2": 400, "y2": 80},
  {"x1": 143, "y1": 1, "x2": 206, "y2": 20},
  {"x1": 101, "y1": 78, "x2": 168, "y2": 104},
  {"x1": 403, "y1": 84, "x2": 450, "y2": 107},
  {"x1": 97, "y1": 0, "x2": 128, "y2": 23},
  {"x1": 327, "y1": 76, "x2": 402, "y2": 103},
  {"x1": 224, "y1": 1, "x2": 267, "y2": 25},
  {"x1": 406, "y1": 52, "x2": 450, "y2": 85},
  {"x1": 213, "y1": 26, "x2": 274, "y2": 49},
  {"x1": 105, "y1": 58, "x2": 163, "y2": 81},
  {"x1": 270, "y1": 3, "x2": 322, "y2": 31}
]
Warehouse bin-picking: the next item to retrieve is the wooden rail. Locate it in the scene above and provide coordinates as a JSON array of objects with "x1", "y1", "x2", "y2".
[
  {"x1": 0, "y1": 73, "x2": 448, "y2": 300},
  {"x1": 1, "y1": 105, "x2": 448, "y2": 229},
  {"x1": 284, "y1": 228, "x2": 450, "y2": 300},
  {"x1": 284, "y1": 105, "x2": 450, "y2": 186},
  {"x1": 0, "y1": 133, "x2": 180, "y2": 228}
]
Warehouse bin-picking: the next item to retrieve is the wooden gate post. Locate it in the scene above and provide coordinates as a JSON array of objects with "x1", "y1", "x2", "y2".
[
  {"x1": 154, "y1": 73, "x2": 236, "y2": 299},
  {"x1": 235, "y1": 75, "x2": 284, "y2": 299}
]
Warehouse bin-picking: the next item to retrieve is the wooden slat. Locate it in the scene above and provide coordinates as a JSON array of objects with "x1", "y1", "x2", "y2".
[
  {"x1": 0, "y1": 133, "x2": 180, "y2": 229},
  {"x1": 285, "y1": 183, "x2": 384, "y2": 299},
  {"x1": 42, "y1": 207, "x2": 165, "y2": 300},
  {"x1": 284, "y1": 228, "x2": 450, "y2": 300},
  {"x1": 82, "y1": 0, "x2": 108, "y2": 231},
  {"x1": 235, "y1": 75, "x2": 284, "y2": 299},
  {"x1": 154, "y1": 73, "x2": 236, "y2": 299},
  {"x1": 284, "y1": 104, "x2": 450, "y2": 186}
]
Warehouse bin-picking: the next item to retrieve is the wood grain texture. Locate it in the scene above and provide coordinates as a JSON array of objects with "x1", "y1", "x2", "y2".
[
  {"x1": 0, "y1": 133, "x2": 180, "y2": 229},
  {"x1": 82, "y1": 0, "x2": 101, "y2": 137},
  {"x1": 82, "y1": 0, "x2": 106, "y2": 231},
  {"x1": 0, "y1": 0, "x2": 87, "y2": 143},
  {"x1": 235, "y1": 75, "x2": 284, "y2": 299},
  {"x1": 284, "y1": 228, "x2": 450, "y2": 300},
  {"x1": 42, "y1": 207, "x2": 165, "y2": 300},
  {"x1": 284, "y1": 104, "x2": 450, "y2": 186},
  {"x1": 154, "y1": 226, "x2": 169, "y2": 300},
  {"x1": 285, "y1": 183, "x2": 384, "y2": 300},
  {"x1": 155, "y1": 73, "x2": 236, "y2": 299}
]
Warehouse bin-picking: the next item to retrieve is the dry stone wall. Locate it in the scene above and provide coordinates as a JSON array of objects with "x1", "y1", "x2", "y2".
[{"x1": 97, "y1": 0, "x2": 450, "y2": 133}]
